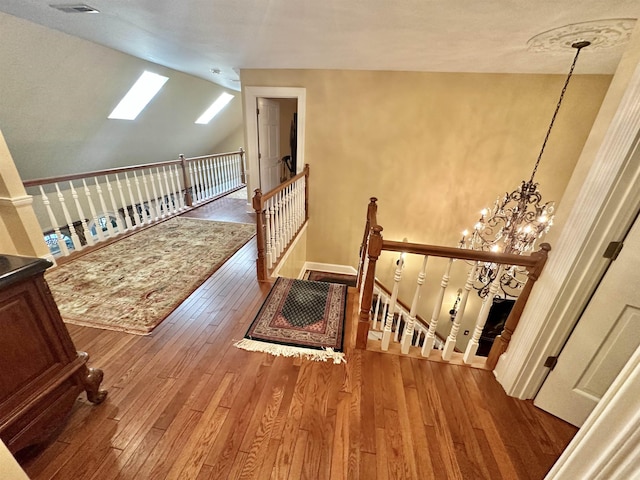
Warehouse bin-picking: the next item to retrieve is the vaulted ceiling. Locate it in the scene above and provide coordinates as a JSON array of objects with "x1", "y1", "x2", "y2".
[{"x1": 2, "y1": 1, "x2": 640, "y2": 90}]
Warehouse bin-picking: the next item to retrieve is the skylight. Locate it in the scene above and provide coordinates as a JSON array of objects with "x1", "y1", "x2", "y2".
[
  {"x1": 108, "y1": 71, "x2": 169, "y2": 120},
  {"x1": 195, "y1": 92, "x2": 234, "y2": 124}
]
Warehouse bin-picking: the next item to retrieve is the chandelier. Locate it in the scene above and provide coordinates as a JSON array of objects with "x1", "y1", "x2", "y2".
[{"x1": 461, "y1": 40, "x2": 591, "y2": 297}]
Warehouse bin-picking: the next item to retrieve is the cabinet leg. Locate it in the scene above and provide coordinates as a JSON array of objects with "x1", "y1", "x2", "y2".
[{"x1": 77, "y1": 352, "x2": 108, "y2": 404}]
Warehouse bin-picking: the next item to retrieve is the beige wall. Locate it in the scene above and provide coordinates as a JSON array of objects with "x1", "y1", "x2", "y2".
[
  {"x1": 241, "y1": 69, "x2": 610, "y2": 265},
  {"x1": 241, "y1": 69, "x2": 611, "y2": 349},
  {"x1": 0, "y1": 12, "x2": 242, "y2": 181},
  {"x1": 274, "y1": 226, "x2": 308, "y2": 279},
  {"x1": 212, "y1": 126, "x2": 245, "y2": 154}
]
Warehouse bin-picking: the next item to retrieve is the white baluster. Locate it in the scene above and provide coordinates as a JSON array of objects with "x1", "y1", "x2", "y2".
[
  {"x1": 115, "y1": 173, "x2": 133, "y2": 230},
  {"x1": 401, "y1": 255, "x2": 429, "y2": 354},
  {"x1": 226, "y1": 155, "x2": 233, "y2": 190},
  {"x1": 267, "y1": 204, "x2": 276, "y2": 263},
  {"x1": 140, "y1": 170, "x2": 157, "y2": 221},
  {"x1": 197, "y1": 161, "x2": 206, "y2": 202},
  {"x1": 394, "y1": 311, "x2": 402, "y2": 343},
  {"x1": 80, "y1": 179, "x2": 103, "y2": 243},
  {"x1": 151, "y1": 168, "x2": 165, "y2": 217},
  {"x1": 220, "y1": 156, "x2": 228, "y2": 192},
  {"x1": 124, "y1": 172, "x2": 139, "y2": 227},
  {"x1": 422, "y1": 258, "x2": 454, "y2": 356},
  {"x1": 203, "y1": 158, "x2": 212, "y2": 199},
  {"x1": 371, "y1": 288, "x2": 381, "y2": 330},
  {"x1": 105, "y1": 176, "x2": 124, "y2": 234},
  {"x1": 210, "y1": 157, "x2": 218, "y2": 196},
  {"x1": 167, "y1": 165, "x2": 179, "y2": 211},
  {"x1": 68, "y1": 180, "x2": 94, "y2": 246},
  {"x1": 380, "y1": 295, "x2": 390, "y2": 332},
  {"x1": 274, "y1": 195, "x2": 282, "y2": 258},
  {"x1": 188, "y1": 161, "x2": 198, "y2": 203},
  {"x1": 382, "y1": 252, "x2": 404, "y2": 350},
  {"x1": 54, "y1": 183, "x2": 82, "y2": 251},
  {"x1": 39, "y1": 185, "x2": 69, "y2": 256},
  {"x1": 94, "y1": 178, "x2": 115, "y2": 238},
  {"x1": 132, "y1": 171, "x2": 148, "y2": 224},
  {"x1": 162, "y1": 167, "x2": 173, "y2": 214},
  {"x1": 173, "y1": 165, "x2": 185, "y2": 209},
  {"x1": 463, "y1": 265, "x2": 505, "y2": 363},
  {"x1": 443, "y1": 262, "x2": 478, "y2": 361},
  {"x1": 265, "y1": 206, "x2": 273, "y2": 269}
]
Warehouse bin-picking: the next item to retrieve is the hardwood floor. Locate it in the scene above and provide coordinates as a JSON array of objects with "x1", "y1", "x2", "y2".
[{"x1": 17, "y1": 194, "x2": 577, "y2": 480}]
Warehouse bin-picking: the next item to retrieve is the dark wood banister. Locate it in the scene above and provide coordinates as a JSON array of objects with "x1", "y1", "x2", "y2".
[
  {"x1": 356, "y1": 197, "x2": 551, "y2": 371},
  {"x1": 253, "y1": 165, "x2": 310, "y2": 281}
]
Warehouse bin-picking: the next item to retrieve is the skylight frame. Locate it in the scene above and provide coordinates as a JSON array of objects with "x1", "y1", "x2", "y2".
[
  {"x1": 108, "y1": 71, "x2": 169, "y2": 121},
  {"x1": 195, "y1": 92, "x2": 234, "y2": 124}
]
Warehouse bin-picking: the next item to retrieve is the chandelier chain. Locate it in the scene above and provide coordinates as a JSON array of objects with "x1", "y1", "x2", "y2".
[{"x1": 530, "y1": 44, "x2": 587, "y2": 183}]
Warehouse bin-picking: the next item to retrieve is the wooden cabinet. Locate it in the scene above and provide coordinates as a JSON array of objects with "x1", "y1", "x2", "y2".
[{"x1": 0, "y1": 255, "x2": 106, "y2": 454}]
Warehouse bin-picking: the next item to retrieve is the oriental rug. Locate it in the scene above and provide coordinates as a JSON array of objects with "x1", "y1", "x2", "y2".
[
  {"x1": 234, "y1": 277, "x2": 348, "y2": 363},
  {"x1": 45, "y1": 217, "x2": 255, "y2": 334}
]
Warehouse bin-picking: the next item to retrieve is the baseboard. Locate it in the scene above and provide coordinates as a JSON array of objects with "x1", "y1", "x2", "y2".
[{"x1": 300, "y1": 262, "x2": 357, "y2": 279}]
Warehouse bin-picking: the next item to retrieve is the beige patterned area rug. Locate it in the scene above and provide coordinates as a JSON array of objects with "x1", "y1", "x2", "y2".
[{"x1": 46, "y1": 217, "x2": 255, "y2": 334}]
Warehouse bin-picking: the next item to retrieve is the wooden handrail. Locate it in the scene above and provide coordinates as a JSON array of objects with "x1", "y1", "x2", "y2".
[
  {"x1": 22, "y1": 149, "x2": 244, "y2": 187},
  {"x1": 253, "y1": 165, "x2": 310, "y2": 281},
  {"x1": 381, "y1": 239, "x2": 542, "y2": 268},
  {"x1": 356, "y1": 197, "x2": 552, "y2": 367},
  {"x1": 254, "y1": 164, "x2": 309, "y2": 207}
]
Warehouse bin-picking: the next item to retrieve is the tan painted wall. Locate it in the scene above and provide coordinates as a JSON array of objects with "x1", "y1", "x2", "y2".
[
  {"x1": 0, "y1": 12, "x2": 242, "y2": 181},
  {"x1": 241, "y1": 69, "x2": 610, "y2": 264},
  {"x1": 212, "y1": 126, "x2": 245, "y2": 154},
  {"x1": 241, "y1": 69, "x2": 611, "y2": 350},
  {"x1": 0, "y1": 440, "x2": 29, "y2": 480},
  {"x1": 274, "y1": 226, "x2": 308, "y2": 279}
]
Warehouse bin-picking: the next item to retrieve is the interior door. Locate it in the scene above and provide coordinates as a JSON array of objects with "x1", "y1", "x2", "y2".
[
  {"x1": 534, "y1": 212, "x2": 640, "y2": 427},
  {"x1": 257, "y1": 98, "x2": 281, "y2": 193}
]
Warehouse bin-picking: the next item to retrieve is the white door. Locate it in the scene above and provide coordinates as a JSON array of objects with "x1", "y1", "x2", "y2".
[
  {"x1": 534, "y1": 213, "x2": 640, "y2": 427},
  {"x1": 257, "y1": 98, "x2": 281, "y2": 193}
]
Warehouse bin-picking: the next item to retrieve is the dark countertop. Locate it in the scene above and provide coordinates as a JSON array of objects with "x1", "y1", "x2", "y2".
[{"x1": 0, "y1": 255, "x2": 53, "y2": 290}]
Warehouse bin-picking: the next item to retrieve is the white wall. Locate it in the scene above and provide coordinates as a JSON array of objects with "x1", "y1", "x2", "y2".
[{"x1": 0, "y1": 12, "x2": 243, "y2": 181}]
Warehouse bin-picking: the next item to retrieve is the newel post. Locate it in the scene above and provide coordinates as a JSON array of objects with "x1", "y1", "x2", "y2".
[
  {"x1": 304, "y1": 164, "x2": 310, "y2": 222},
  {"x1": 179, "y1": 154, "x2": 193, "y2": 207},
  {"x1": 253, "y1": 189, "x2": 268, "y2": 281},
  {"x1": 356, "y1": 225, "x2": 383, "y2": 349},
  {"x1": 486, "y1": 243, "x2": 551, "y2": 369},
  {"x1": 357, "y1": 197, "x2": 378, "y2": 289},
  {"x1": 239, "y1": 147, "x2": 246, "y2": 184}
]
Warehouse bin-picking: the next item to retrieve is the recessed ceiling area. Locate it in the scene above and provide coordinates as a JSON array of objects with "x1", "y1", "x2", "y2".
[{"x1": 2, "y1": 1, "x2": 640, "y2": 90}]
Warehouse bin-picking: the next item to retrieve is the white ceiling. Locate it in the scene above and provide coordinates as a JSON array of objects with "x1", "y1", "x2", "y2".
[{"x1": 3, "y1": 0, "x2": 640, "y2": 90}]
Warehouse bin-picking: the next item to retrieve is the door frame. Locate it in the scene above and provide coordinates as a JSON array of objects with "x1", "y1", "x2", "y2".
[{"x1": 243, "y1": 87, "x2": 306, "y2": 199}]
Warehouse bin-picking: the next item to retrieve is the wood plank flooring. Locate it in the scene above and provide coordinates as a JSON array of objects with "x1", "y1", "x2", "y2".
[{"x1": 17, "y1": 194, "x2": 577, "y2": 479}]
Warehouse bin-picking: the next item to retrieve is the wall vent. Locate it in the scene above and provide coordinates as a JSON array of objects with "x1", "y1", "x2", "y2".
[{"x1": 49, "y1": 4, "x2": 100, "y2": 13}]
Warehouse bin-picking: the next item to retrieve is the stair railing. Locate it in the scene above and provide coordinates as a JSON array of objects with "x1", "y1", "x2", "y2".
[
  {"x1": 357, "y1": 198, "x2": 550, "y2": 369},
  {"x1": 23, "y1": 149, "x2": 245, "y2": 258},
  {"x1": 253, "y1": 165, "x2": 309, "y2": 281}
]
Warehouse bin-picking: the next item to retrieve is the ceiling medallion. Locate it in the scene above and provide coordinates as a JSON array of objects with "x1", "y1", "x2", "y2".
[{"x1": 527, "y1": 18, "x2": 636, "y2": 52}]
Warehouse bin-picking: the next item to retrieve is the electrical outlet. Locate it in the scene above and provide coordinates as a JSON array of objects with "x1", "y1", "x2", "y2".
[{"x1": 463, "y1": 330, "x2": 469, "y2": 335}]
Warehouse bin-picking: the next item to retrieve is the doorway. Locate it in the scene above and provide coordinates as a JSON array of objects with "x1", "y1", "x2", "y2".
[{"x1": 243, "y1": 87, "x2": 306, "y2": 200}]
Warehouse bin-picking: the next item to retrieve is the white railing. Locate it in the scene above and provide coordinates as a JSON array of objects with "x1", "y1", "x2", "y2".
[
  {"x1": 186, "y1": 152, "x2": 244, "y2": 205},
  {"x1": 368, "y1": 281, "x2": 445, "y2": 352},
  {"x1": 356, "y1": 198, "x2": 550, "y2": 370},
  {"x1": 23, "y1": 150, "x2": 245, "y2": 258},
  {"x1": 253, "y1": 165, "x2": 309, "y2": 281}
]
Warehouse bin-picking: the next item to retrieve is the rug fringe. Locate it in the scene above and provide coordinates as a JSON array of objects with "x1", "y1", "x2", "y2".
[{"x1": 233, "y1": 338, "x2": 346, "y2": 364}]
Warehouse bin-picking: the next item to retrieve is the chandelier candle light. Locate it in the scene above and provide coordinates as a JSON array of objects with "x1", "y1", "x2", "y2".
[{"x1": 460, "y1": 40, "x2": 591, "y2": 297}]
